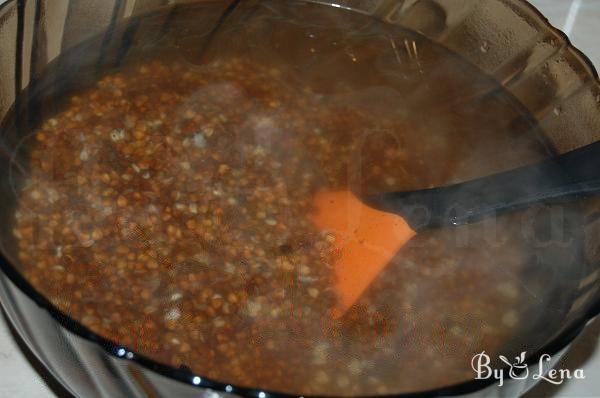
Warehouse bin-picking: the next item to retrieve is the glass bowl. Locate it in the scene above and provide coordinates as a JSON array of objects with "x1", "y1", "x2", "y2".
[{"x1": 0, "y1": 0, "x2": 598, "y2": 397}]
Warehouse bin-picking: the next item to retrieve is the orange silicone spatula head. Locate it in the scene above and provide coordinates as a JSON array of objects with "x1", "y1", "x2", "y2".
[{"x1": 310, "y1": 191, "x2": 417, "y2": 318}]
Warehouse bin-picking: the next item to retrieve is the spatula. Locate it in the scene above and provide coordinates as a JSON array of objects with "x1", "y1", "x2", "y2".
[{"x1": 311, "y1": 140, "x2": 600, "y2": 317}]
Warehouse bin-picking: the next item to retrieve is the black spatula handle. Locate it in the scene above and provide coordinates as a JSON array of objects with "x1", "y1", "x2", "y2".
[{"x1": 367, "y1": 140, "x2": 600, "y2": 230}]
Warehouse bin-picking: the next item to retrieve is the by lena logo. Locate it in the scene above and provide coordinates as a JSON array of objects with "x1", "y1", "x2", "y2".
[{"x1": 471, "y1": 351, "x2": 585, "y2": 387}]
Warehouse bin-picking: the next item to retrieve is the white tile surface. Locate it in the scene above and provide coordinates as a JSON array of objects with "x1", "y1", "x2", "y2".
[
  {"x1": 531, "y1": 0, "x2": 600, "y2": 68},
  {"x1": 0, "y1": 0, "x2": 598, "y2": 397},
  {"x1": 0, "y1": 315, "x2": 56, "y2": 398}
]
